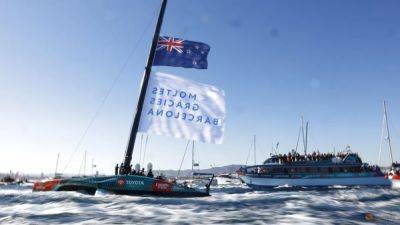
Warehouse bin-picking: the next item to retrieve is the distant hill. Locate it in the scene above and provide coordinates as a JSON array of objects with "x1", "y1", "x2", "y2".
[{"x1": 154, "y1": 164, "x2": 244, "y2": 178}]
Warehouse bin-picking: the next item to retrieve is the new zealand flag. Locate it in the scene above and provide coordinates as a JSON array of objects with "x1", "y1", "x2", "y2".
[{"x1": 153, "y1": 36, "x2": 210, "y2": 69}]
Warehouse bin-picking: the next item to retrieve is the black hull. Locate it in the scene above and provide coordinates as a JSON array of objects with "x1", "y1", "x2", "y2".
[
  {"x1": 56, "y1": 184, "x2": 97, "y2": 195},
  {"x1": 106, "y1": 189, "x2": 209, "y2": 198},
  {"x1": 56, "y1": 185, "x2": 209, "y2": 197}
]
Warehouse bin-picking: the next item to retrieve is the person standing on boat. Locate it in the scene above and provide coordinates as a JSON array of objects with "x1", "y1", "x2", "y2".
[
  {"x1": 115, "y1": 164, "x2": 119, "y2": 175},
  {"x1": 139, "y1": 168, "x2": 145, "y2": 176},
  {"x1": 127, "y1": 164, "x2": 132, "y2": 174},
  {"x1": 147, "y1": 169, "x2": 154, "y2": 178},
  {"x1": 119, "y1": 163, "x2": 124, "y2": 175}
]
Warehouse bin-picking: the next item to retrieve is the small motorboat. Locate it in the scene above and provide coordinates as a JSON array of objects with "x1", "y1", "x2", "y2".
[{"x1": 216, "y1": 173, "x2": 241, "y2": 185}]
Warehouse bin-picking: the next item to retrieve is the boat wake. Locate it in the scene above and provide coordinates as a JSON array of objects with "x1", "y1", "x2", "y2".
[{"x1": 1, "y1": 184, "x2": 400, "y2": 224}]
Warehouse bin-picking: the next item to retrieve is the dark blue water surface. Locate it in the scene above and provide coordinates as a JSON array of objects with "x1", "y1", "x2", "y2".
[{"x1": 0, "y1": 184, "x2": 399, "y2": 224}]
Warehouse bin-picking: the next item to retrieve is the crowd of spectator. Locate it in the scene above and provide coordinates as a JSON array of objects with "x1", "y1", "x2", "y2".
[{"x1": 274, "y1": 151, "x2": 351, "y2": 164}]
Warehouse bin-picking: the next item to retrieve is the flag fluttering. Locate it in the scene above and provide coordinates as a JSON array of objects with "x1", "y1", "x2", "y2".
[
  {"x1": 138, "y1": 72, "x2": 225, "y2": 144},
  {"x1": 153, "y1": 36, "x2": 210, "y2": 69}
]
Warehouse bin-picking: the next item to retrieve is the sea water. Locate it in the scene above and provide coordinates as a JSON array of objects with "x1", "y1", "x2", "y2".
[{"x1": 0, "y1": 184, "x2": 399, "y2": 224}]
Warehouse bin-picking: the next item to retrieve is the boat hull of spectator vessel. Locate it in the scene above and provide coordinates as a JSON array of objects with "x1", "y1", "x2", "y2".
[
  {"x1": 240, "y1": 153, "x2": 391, "y2": 188},
  {"x1": 33, "y1": 175, "x2": 210, "y2": 197},
  {"x1": 241, "y1": 174, "x2": 390, "y2": 188},
  {"x1": 391, "y1": 176, "x2": 400, "y2": 189},
  {"x1": 387, "y1": 163, "x2": 400, "y2": 189}
]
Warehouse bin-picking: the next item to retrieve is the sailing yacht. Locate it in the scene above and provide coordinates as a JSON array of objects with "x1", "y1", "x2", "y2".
[
  {"x1": 33, "y1": 0, "x2": 213, "y2": 197},
  {"x1": 178, "y1": 141, "x2": 217, "y2": 187},
  {"x1": 378, "y1": 101, "x2": 400, "y2": 188}
]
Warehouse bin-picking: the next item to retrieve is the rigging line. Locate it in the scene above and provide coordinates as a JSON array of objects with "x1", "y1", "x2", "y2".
[
  {"x1": 78, "y1": 151, "x2": 85, "y2": 176},
  {"x1": 378, "y1": 113, "x2": 386, "y2": 166},
  {"x1": 174, "y1": 0, "x2": 192, "y2": 38},
  {"x1": 307, "y1": 129, "x2": 320, "y2": 153},
  {"x1": 142, "y1": 134, "x2": 149, "y2": 166},
  {"x1": 139, "y1": 134, "x2": 144, "y2": 166},
  {"x1": 388, "y1": 115, "x2": 398, "y2": 160},
  {"x1": 245, "y1": 140, "x2": 253, "y2": 166},
  {"x1": 301, "y1": 117, "x2": 305, "y2": 153},
  {"x1": 61, "y1": 8, "x2": 158, "y2": 174},
  {"x1": 384, "y1": 101, "x2": 394, "y2": 164},
  {"x1": 199, "y1": 0, "x2": 212, "y2": 16},
  {"x1": 389, "y1": 116, "x2": 400, "y2": 143},
  {"x1": 177, "y1": 140, "x2": 191, "y2": 178},
  {"x1": 295, "y1": 126, "x2": 301, "y2": 152}
]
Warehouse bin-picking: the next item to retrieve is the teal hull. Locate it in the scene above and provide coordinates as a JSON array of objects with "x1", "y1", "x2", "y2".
[{"x1": 52, "y1": 175, "x2": 210, "y2": 197}]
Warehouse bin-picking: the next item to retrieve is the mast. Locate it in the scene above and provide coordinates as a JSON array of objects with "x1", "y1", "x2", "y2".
[
  {"x1": 55, "y1": 153, "x2": 60, "y2": 177},
  {"x1": 192, "y1": 141, "x2": 195, "y2": 172},
  {"x1": 91, "y1": 158, "x2": 94, "y2": 176},
  {"x1": 271, "y1": 142, "x2": 279, "y2": 155},
  {"x1": 121, "y1": 0, "x2": 168, "y2": 174},
  {"x1": 378, "y1": 102, "x2": 386, "y2": 165},
  {"x1": 305, "y1": 122, "x2": 309, "y2": 155},
  {"x1": 301, "y1": 116, "x2": 306, "y2": 154},
  {"x1": 253, "y1": 135, "x2": 256, "y2": 165},
  {"x1": 384, "y1": 101, "x2": 394, "y2": 164}
]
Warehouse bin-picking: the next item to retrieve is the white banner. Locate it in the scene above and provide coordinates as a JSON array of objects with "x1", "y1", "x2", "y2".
[{"x1": 138, "y1": 72, "x2": 225, "y2": 144}]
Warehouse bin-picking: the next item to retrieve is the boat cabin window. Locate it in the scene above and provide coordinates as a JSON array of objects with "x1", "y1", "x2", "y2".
[{"x1": 320, "y1": 167, "x2": 329, "y2": 173}]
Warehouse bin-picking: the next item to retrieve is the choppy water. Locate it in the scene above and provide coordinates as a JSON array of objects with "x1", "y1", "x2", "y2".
[{"x1": 1, "y1": 184, "x2": 400, "y2": 224}]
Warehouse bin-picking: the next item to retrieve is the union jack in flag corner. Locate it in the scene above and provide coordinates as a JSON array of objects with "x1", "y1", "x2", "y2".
[{"x1": 153, "y1": 36, "x2": 210, "y2": 69}]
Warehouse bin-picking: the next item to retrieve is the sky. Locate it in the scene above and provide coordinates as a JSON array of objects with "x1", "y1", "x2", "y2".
[{"x1": 1, "y1": 0, "x2": 400, "y2": 175}]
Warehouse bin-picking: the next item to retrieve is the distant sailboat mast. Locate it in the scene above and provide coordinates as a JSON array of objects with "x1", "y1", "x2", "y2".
[
  {"x1": 305, "y1": 121, "x2": 309, "y2": 155},
  {"x1": 253, "y1": 135, "x2": 257, "y2": 165},
  {"x1": 192, "y1": 141, "x2": 195, "y2": 172},
  {"x1": 121, "y1": 0, "x2": 168, "y2": 174},
  {"x1": 245, "y1": 136, "x2": 257, "y2": 166},
  {"x1": 301, "y1": 117, "x2": 309, "y2": 155},
  {"x1": 54, "y1": 153, "x2": 60, "y2": 178},
  {"x1": 297, "y1": 116, "x2": 309, "y2": 155},
  {"x1": 378, "y1": 100, "x2": 394, "y2": 166}
]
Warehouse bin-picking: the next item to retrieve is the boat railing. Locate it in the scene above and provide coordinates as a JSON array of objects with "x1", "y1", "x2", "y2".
[{"x1": 244, "y1": 163, "x2": 381, "y2": 176}]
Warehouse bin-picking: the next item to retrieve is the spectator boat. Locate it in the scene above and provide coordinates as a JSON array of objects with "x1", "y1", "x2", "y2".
[{"x1": 240, "y1": 150, "x2": 390, "y2": 188}]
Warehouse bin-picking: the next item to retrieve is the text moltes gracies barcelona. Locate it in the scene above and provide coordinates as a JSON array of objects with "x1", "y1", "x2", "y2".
[{"x1": 146, "y1": 87, "x2": 220, "y2": 126}]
